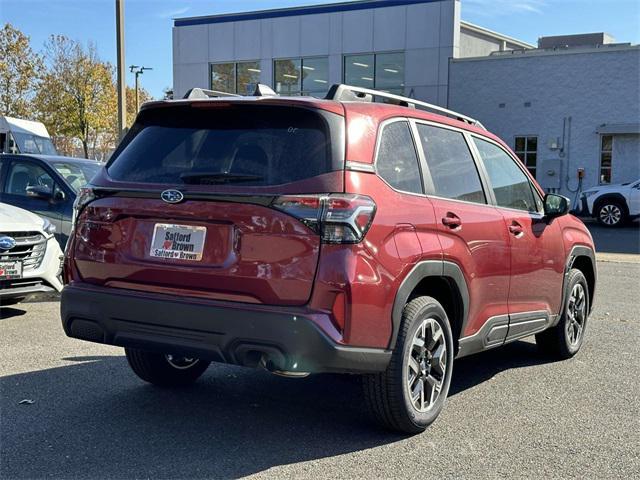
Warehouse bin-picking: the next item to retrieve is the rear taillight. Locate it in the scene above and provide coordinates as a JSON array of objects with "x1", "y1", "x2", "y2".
[
  {"x1": 271, "y1": 194, "x2": 376, "y2": 244},
  {"x1": 71, "y1": 187, "x2": 96, "y2": 229}
]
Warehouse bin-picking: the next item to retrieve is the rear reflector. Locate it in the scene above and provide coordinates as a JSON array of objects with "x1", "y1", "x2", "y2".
[{"x1": 271, "y1": 194, "x2": 376, "y2": 244}]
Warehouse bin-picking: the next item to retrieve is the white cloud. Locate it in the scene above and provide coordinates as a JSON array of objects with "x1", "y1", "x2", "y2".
[
  {"x1": 463, "y1": 0, "x2": 546, "y2": 17},
  {"x1": 157, "y1": 6, "x2": 190, "y2": 19}
]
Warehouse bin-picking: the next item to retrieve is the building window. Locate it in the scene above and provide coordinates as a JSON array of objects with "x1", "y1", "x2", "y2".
[
  {"x1": 344, "y1": 52, "x2": 405, "y2": 94},
  {"x1": 600, "y1": 135, "x2": 613, "y2": 184},
  {"x1": 211, "y1": 61, "x2": 261, "y2": 95},
  {"x1": 274, "y1": 57, "x2": 329, "y2": 97},
  {"x1": 514, "y1": 136, "x2": 537, "y2": 178}
]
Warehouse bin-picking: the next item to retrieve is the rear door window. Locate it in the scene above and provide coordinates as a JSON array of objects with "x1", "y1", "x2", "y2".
[
  {"x1": 416, "y1": 124, "x2": 486, "y2": 204},
  {"x1": 473, "y1": 137, "x2": 540, "y2": 213},
  {"x1": 107, "y1": 104, "x2": 344, "y2": 187},
  {"x1": 376, "y1": 121, "x2": 423, "y2": 194}
]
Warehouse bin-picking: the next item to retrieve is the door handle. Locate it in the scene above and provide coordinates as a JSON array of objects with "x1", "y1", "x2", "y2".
[
  {"x1": 442, "y1": 213, "x2": 462, "y2": 229},
  {"x1": 508, "y1": 222, "x2": 524, "y2": 236}
]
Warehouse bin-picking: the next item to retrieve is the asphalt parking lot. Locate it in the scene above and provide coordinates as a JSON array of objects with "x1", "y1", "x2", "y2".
[{"x1": 1, "y1": 260, "x2": 639, "y2": 479}]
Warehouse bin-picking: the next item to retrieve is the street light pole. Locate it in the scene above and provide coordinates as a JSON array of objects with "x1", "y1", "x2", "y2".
[
  {"x1": 129, "y1": 65, "x2": 153, "y2": 113},
  {"x1": 115, "y1": 0, "x2": 127, "y2": 140}
]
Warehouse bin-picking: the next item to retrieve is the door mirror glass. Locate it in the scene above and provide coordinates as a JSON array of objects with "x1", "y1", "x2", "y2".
[
  {"x1": 26, "y1": 184, "x2": 53, "y2": 201},
  {"x1": 544, "y1": 194, "x2": 569, "y2": 219}
]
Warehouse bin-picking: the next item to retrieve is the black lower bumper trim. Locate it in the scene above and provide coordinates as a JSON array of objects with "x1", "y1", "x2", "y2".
[{"x1": 60, "y1": 284, "x2": 391, "y2": 374}]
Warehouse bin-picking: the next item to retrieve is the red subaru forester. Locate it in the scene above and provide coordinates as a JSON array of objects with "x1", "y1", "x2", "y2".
[{"x1": 62, "y1": 84, "x2": 596, "y2": 434}]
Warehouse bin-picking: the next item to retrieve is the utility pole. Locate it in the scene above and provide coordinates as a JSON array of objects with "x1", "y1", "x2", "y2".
[
  {"x1": 115, "y1": 0, "x2": 127, "y2": 140},
  {"x1": 129, "y1": 65, "x2": 152, "y2": 113}
]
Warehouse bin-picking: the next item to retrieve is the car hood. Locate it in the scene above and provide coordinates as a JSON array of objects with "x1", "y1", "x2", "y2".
[
  {"x1": 583, "y1": 181, "x2": 637, "y2": 195},
  {"x1": 0, "y1": 202, "x2": 44, "y2": 232}
]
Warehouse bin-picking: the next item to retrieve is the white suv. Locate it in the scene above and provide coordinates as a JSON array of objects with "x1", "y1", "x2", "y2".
[
  {"x1": 580, "y1": 179, "x2": 640, "y2": 227},
  {"x1": 0, "y1": 202, "x2": 63, "y2": 305}
]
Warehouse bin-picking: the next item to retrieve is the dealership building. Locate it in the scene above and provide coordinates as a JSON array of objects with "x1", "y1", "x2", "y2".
[{"x1": 172, "y1": 0, "x2": 640, "y2": 196}]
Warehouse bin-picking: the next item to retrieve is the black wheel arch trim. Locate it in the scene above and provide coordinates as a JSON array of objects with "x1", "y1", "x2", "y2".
[
  {"x1": 558, "y1": 245, "x2": 597, "y2": 322},
  {"x1": 389, "y1": 260, "x2": 469, "y2": 350}
]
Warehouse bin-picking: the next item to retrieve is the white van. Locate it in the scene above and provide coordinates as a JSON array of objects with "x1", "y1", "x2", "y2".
[{"x1": 0, "y1": 116, "x2": 58, "y2": 155}]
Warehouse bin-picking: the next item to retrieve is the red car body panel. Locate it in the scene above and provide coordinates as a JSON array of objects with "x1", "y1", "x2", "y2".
[{"x1": 63, "y1": 96, "x2": 596, "y2": 364}]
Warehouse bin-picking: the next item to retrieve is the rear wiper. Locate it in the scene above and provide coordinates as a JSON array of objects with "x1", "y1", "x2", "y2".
[{"x1": 180, "y1": 172, "x2": 264, "y2": 184}]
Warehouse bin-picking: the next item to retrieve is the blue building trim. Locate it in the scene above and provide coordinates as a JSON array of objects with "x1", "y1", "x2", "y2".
[{"x1": 174, "y1": 0, "x2": 443, "y2": 27}]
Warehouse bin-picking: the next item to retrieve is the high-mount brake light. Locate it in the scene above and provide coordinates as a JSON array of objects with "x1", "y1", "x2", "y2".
[
  {"x1": 271, "y1": 194, "x2": 376, "y2": 244},
  {"x1": 71, "y1": 187, "x2": 96, "y2": 229}
]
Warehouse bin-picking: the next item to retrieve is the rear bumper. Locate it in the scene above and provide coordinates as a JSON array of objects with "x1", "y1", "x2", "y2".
[{"x1": 60, "y1": 284, "x2": 391, "y2": 374}]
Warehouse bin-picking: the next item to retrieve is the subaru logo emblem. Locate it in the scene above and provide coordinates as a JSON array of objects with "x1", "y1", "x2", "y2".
[
  {"x1": 0, "y1": 236, "x2": 16, "y2": 251},
  {"x1": 161, "y1": 189, "x2": 184, "y2": 204}
]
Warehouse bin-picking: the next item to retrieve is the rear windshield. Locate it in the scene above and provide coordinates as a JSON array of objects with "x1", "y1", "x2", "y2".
[{"x1": 107, "y1": 104, "x2": 344, "y2": 186}]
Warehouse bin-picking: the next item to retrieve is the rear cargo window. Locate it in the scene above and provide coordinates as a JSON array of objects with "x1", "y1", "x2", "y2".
[{"x1": 107, "y1": 104, "x2": 344, "y2": 186}]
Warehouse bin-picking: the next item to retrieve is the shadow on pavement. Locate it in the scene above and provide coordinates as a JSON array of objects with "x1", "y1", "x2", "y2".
[
  {"x1": 0, "y1": 307, "x2": 27, "y2": 320},
  {"x1": 1, "y1": 340, "x2": 553, "y2": 479},
  {"x1": 586, "y1": 220, "x2": 640, "y2": 255}
]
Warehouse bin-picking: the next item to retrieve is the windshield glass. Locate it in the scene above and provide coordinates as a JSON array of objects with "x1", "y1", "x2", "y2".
[
  {"x1": 107, "y1": 104, "x2": 344, "y2": 187},
  {"x1": 52, "y1": 162, "x2": 101, "y2": 192},
  {"x1": 11, "y1": 132, "x2": 58, "y2": 155}
]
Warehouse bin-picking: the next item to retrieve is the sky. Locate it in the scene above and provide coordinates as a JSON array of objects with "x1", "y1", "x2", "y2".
[{"x1": 2, "y1": 0, "x2": 639, "y2": 99}]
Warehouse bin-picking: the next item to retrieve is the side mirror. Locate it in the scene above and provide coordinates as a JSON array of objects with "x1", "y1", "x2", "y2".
[
  {"x1": 26, "y1": 185, "x2": 53, "y2": 201},
  {"x1": 544, "y1": 194, "x2": 570, "y2": 220}
]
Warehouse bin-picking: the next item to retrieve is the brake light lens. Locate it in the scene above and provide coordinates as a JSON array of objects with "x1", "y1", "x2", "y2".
[
  {"x1": 271, "y1": 194, "x2": 376, "y2": 244},
  {"x1": 71, "y1": 187, "x2": 96, "y2": 229}
]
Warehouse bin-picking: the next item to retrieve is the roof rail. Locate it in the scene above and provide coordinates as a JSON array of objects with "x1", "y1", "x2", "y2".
[
  {"x1": 184, "y1": 84, "x2": 277, "y2": 100},
  {"x1": 325, "y1": 84, "x2": 486, "y2": 130},
  {"x1": 183, "y1": 87, "x2": 241, "y2": 99}
]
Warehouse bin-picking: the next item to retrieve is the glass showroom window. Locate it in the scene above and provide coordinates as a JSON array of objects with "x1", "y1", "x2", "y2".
[
  {"x1": 600, "y1": 135, "x2": 613, "y2": 184},
  {"x1": 344, "y1": 53, "x2": 405, "y2": 94},
  {"x1": 274, "y1": 57, "x2": 329, "y2": 97},
  {"x1": 514, "y1": 136, "x2": 538, "y2": 178},
  {"x1": 211, "y1": 61, "x2": 261, "y2": 95}
]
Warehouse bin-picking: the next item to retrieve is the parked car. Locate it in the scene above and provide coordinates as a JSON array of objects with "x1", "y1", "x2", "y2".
[
  {"x1": 580, "y1": 179, "x2": 640, "y2": 227},
  {"x1": 0, "y1": 202, "x2": 63, "y2": 305},
  {"x1": 61, "y1": 85, "x2": 596, "y2": 434},
  {"x1": 0, "y1": 154, "x2": 101, "y2": 247},
  {"x1": 0, "y1": 116, "x2": 58, "y2": 155}
]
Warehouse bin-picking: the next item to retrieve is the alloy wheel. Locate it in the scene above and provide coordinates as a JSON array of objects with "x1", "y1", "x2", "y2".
[
  {"x1": 406, "y1": 318, "x2": 447, "y2": 413},
  {"x1": 566, "y1": 283, "x2": 587, "y2": 346},
  {"x1": 165, "y1": 354, "x2": 200, "y2": 370},
  {"x1": 599, "y1": 204, "x2": 622, "y2": 225}
]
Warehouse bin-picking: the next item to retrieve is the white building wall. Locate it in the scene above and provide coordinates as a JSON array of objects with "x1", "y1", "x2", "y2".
[
  {"x1": 173, "y1": 0, "x2": 460, "y2": 105},
  {"x1": 449, "y1": 47, "x2": 640, "y2": 195}
]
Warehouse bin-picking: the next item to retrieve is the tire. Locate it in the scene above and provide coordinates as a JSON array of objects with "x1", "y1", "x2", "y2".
[
  {"x1": 596, "y1": 199, "x2": 628, "y2": 227},
  {"x1": 125, "y1": 348, "x2": 210, "y2": 387},
  {"x1": 536, "y1": 269, "x2": 589, "y2": 359},
  {"x1": 363, "y1": 296, "x2": 454, "y2": 434}
]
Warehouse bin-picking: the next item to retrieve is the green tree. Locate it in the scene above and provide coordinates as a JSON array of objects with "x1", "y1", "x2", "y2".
[
  {"x1": 35, "y1": 35, "x2": 115, "y2": 158},
  {"x1": 0, "y1": 23, "x2": 43, "y2": 117}
]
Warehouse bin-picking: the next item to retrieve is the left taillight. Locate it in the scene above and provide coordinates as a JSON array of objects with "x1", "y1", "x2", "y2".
[
  {"x1": 271, "y1": 194, "x2": 376, "y2": 244},
  {"x1": 71, "y1": 187, "x2": 96, "y2": 229}
]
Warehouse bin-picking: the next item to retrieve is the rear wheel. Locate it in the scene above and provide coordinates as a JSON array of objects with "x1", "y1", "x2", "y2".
[
  {"x1": 363, "y1": 296, "x2": 454, "y2": 434},
  {"x1": 125, "y1": 348, "x2": 210, "y2": 387},
  {"x1": 596, "y1": 200, "x2": 627, "y2": 227},
  {"x1": 536, "y1": 269, "x2": 589, "y2": 359}
]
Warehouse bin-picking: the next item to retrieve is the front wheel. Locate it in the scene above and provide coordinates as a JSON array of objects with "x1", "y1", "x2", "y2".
[
  {"x1": 125, "y1": 348, "x2": 210, "y2": 387},
  {"x1": 363, "y1": 296, "x2": 454, "y2": 434},
  {"x1": 536, "y1": 269, "x2": 589, "y2": 359},
  {"x1": 596, "y1": 200, "x2": 627, "y2": 227}
]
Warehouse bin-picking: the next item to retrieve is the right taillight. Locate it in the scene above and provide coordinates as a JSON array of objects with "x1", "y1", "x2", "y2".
[{"x1": 271, "y1": 194, "x2": 376, "y2": 244}]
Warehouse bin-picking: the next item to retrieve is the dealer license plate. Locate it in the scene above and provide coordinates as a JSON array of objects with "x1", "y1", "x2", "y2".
[
  {"x1": 0, "y1": 261, "x2": 22, "y2": 280},
  {"x1": 149, "y1": 224, "x2": 207, "y2": 261}
]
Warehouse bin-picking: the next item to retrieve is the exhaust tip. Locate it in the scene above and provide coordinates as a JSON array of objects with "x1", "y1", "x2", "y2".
[{"x1": 260, "y1": 357, "x2": 310, "y2": 378}]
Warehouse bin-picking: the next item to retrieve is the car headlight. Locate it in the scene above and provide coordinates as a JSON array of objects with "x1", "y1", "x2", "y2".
[
  {"x1": 42, "y1": 218, "x2": 56, "y2": 237},
  {"x1": 582, "y1": 191, "x2": 598, "y2": 199}
]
